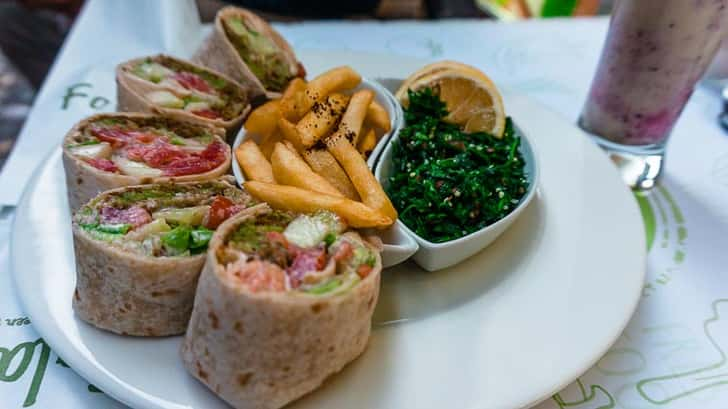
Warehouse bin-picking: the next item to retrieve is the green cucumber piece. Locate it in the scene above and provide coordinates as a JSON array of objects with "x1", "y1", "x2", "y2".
[{"x1": 304, "y1": 278, "x2": 342, "y2": 295}]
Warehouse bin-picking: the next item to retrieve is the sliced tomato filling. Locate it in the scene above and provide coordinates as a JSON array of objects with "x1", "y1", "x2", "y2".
[
  {"x1": 90, "y1": 126, "x2": 158, "y2": 148},
  {"x1": 90, "y1": 127, "x2": 129, "y2": 148},
  {"x1": 125, "y1": 139, "x2": 187, "y2": 167},
  {"x1": 204, "y1": 196, "x2": 245, "y2": 229},
  {"x1": 86, "y1": 158, "x2": 119, "y2": 173},
  {"x1": 356, "y1": 264, "x2": 373, "y2": 278},
  {"x1": 173, "y1": 72, "x2": 212, "y2": 93},
  {"x1": 191, "y1": 109, "x2": 222, "y2": 120},
  {"x1": 82, "y1": 125, "x2": 227, "y2": 176}
]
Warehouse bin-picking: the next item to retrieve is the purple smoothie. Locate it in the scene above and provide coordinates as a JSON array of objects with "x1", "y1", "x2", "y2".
[{"x1": 581, "y1": 0, "x2": 727, "y2": 146}]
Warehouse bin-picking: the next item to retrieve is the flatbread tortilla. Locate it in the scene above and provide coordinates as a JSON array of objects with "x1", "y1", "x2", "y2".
[
  {"x1": 116, "y1": 54, "x2": 250, "y2": 139},
  {"x1": 193, "y1": 6, "x2": 303, "y2": 101},
  {"x1": 72, "y1": 179, "x2": 253, "y2": 336},
  {"x1": 181, "y1": 206, "x2": 381, "y2": 409}
]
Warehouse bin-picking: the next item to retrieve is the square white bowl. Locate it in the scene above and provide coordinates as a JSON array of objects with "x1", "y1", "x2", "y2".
[{"x1": 374, "y1": 114, "x2": 539, "y2": 272}]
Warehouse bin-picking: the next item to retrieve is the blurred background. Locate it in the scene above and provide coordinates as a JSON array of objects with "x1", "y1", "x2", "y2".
[{"x1": 0, "y1": 0, "x2": 613, "y2": 170}]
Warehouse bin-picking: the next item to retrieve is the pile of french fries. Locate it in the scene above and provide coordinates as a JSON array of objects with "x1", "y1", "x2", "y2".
[{"x1": 236, "y1": 66, "x2": 398, "y2": 229}]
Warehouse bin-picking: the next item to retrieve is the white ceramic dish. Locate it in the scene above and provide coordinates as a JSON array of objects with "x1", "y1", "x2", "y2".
[
  {"x1": 11, "y1": 51, "x2": 646, "y2": 409},
  {"x1": 375, "y1": 115, "x2": 539, "y2": 271},
  {"x1": 231, "y1": 77, "x2": 416, "y2": 268}
]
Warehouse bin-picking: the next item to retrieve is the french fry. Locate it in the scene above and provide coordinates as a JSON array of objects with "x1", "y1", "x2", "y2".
[
  {"x1": 302, "y1": 149, "x2": 360, "y2": 201},
  {"x1": 236, "y1": 140, "x2": 275, "y2": 183},
  {"x1": 278, "y1": 117, "x2": 305, "y2": 152},
  {"x1": 357, "y1": 127, "x2": 377, "y2": 156},
  {"x1": 302, "y1": 66, "x2": 361, "y2": 112},
  {"x1": 279, "y1": 78, "x2": 308, "y2": 121},
  {"x1": 282, "y1": 140, "x2": 305, "y2": 162},
  {"x1": 296, "y1": 93, "x2": 349, "y2": 148},
  {"x1": 244, "y1": 100, "x2": 280, "y2": 138},
  {"x1": 325, "y1": 91, "x2": 397, "y2": 221},
  {"x1": 244, "y1": 181, "x2": 392, "y2": 228},
  {"x1": 365, "y1": 100, "x2": 391, "y2": 133},
  {"x1": 271, "y1": 142, "x2": 343, "y2": 197},
  {"x1": 258, "y1": 131, "x2": 283, "y2": 159},
  {"x1": 333, "y1": 89, "x2": 374, "y2": 146},
  {"x1": 325, "y1": 135, "x2": 397, "y2": 221}
]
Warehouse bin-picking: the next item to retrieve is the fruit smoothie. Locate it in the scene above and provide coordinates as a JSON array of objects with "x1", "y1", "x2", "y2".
[{"x1": 580, "y1": 0, "x2": 727, "y2": 146}]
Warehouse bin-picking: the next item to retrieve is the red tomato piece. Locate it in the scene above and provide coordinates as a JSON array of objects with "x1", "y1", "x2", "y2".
[
  {"x1": 205, "y1": 196, "x2": 235, "y2": 229},
  {"x1": 142, "y1": 142, "x2": 187, "y2": 167},
  {"x1": 86, "y1": 158, "x2": 119, "y2": 173},
  {"x1": 129, "y1": 131, "x2": 157, "y2": 144},
  {"x1": 89, "y1": 127, "x2": 132, "y2": 148},
  {"x1": 356, "y1": 264, "x2": 373, "y2": 278},
  {"x1": 173, "y1": 72, "x2": 212, "y2": 93},
  {"x1": 160, "y1": 157, "x2": 205, "y2": 176},
  {"x1": 199, "y1": 141, "x2": 227, "y2": 162},
  {"x1": 232, "y1": 259, "x2": 286, "y2": 292},
  {"x1": 191, "y1": 109, "x2": 222, "y2": 120},
  {"x1": 161, "y1": 141, "x2": 227, "y2": 177},
  {"x1": 125, "y1": 139, "x2": 186, "y2": 168}
]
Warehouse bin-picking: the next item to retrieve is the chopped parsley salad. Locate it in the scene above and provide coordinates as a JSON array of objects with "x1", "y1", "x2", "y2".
[{"x1": 386, "y1": 88, "x2": 529, "y2": 243}]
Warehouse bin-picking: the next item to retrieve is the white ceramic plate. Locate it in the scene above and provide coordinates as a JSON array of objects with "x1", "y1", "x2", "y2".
[{"x1": 11, "y1": 52, "x2": 645, "y2": 409}]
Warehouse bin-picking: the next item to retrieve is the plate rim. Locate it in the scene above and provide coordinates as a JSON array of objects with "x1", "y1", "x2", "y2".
[{"x1": 9, "y1": 148, "x2": 161, "y2": 409}]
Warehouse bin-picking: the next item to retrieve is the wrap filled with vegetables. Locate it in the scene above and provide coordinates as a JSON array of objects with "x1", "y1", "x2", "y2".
[
  {"x1": 181, "y1": 206, "x2": 381, "y2": 409},
  {"x1": 72, "y1": 178, "x2": 254, "y2": 336},
  {"x1": 193, "y1": 6, "x2": 304, "y2": 100},
  {"x1": 116, "y1": 55, "x2": 250, "y2": 137},
  {"x1": 63, "y1": 113, "x2": 232, "y2": 211}
]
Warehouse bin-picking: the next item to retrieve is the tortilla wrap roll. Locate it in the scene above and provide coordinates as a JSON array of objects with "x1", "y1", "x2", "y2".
[
  {"x1": 62, "y1": 113, "x2": 232, "y2": 212},
  {"x1": 116, "y1": 54, "x2": 250, "y2": 138},
  {"x1": 72, "y1": 178, "x2": 254, "y2": 336},
  {"x1": 181, "y1": 206, "x2": 381, "y2": 409},
  {"x1": 193, "y1": 6, "x2": 304, "y2": 101}
]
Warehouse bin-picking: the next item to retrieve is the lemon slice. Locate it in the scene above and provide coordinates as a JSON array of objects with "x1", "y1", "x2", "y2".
[
  {"x1": 397, "y1": 68, "x2": 506, "y2": 137},
  {"x1": 394, "y1": 60, "x2": 493, "y2": 101}
]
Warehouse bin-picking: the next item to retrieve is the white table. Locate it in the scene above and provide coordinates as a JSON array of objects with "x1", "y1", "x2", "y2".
[{"x1": 2, "y1": 1, "x2": 728, "y2": 408}]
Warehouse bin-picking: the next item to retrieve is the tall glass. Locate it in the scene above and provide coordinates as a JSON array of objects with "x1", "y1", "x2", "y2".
[{"x1": 579, "y1": 0, "x2": 727, "y2": 189}]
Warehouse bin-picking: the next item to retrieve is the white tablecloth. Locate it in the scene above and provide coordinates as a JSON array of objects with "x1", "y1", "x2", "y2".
[{"x1": 2, "y1": 1, "x2": 728, "y2": 408}]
